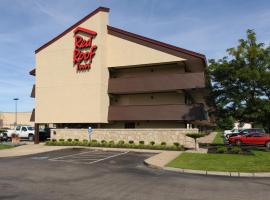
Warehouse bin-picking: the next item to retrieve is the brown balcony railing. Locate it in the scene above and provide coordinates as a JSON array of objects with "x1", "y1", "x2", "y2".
[
  {"x1": 108, "y1": 72, "x2": 205, "y2": 94},
  {"x1": 108, "y1": 104, "x2": 207, "y2": 121},
  {"x1": 30, "y1": 84, "x2": 35, "y2": 98},
  {"x1": 30, "y1": 109, "x2": 35, "y2": 122},
  {"x1": 29, "y1": 68, "x2": 36, "y2": 76}
]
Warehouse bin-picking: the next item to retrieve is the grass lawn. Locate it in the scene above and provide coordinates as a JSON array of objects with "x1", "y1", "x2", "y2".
[
  {"x1": 212, "y1": 132, "x2": 224, "y2": 145},
  {"x1": 167, "y1": 150, "x2": 270, "y2": 172},
  {"x1": 0, "y1": 144, "x2": 14, "y2": 150}
]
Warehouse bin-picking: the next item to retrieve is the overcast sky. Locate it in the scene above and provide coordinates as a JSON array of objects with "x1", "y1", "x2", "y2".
[{"x1": 0, "y1": 0, "x2": 270, "y2": 112}]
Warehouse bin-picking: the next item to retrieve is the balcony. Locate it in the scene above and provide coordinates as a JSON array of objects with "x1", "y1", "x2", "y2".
[
  {"x1": 108, "y1": 104, "x2": 207, "y2": 121},
  {"x1": 30, "y1": 84, "x2": 35, "y2": 98},
  {"x1": 29, "y1": 68, "x2": 36, "y2": 76},
  {"x1": 30, "y1": 109, "x2": 35, "y2": 122},
  {"x1": 108, "y1": 72, "x2": 205, "y2": 94}
]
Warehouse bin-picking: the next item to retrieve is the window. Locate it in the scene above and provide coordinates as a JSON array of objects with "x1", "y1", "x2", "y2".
[
  {"x1": 254, "y1": 133, "x2": 265, "y2": 137},
  {"x1": 185, "y1": 94, "x2": 193, "y2": 104},
  {"x1": 16, "y1": 126, "x2": 21, "y2": 131},
  {"x1": 125, "y1": 122, "x2": 135, "y2": 129},
  {"x1": 22, "y1": 127, "x2": 27, "y2": 132},
  {"x1": 28, "y1": 127, "x2": 34, "y2": 131}
]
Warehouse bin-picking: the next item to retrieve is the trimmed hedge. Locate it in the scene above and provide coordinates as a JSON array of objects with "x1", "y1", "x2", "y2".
[{"x1": 45, "y1": 139, "x2": 185, "y2": 151}]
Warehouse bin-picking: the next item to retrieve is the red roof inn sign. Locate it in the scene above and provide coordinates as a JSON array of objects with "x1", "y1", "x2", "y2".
[{"x1": 73, "y1": 27, "x2": 97, "y2": 71}]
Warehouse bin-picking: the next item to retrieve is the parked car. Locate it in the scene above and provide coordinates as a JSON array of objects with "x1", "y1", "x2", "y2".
[
  {"x1": 0, "y1": 129, "x2": 8, "y2": 142},
  {"x1": 226, "y1": 128, "x2": 265, "y2": 139},
  {"x1": 39, "y1": 127, "x2": 51, "y2": 141},
  {"x1": 7, "y1": 125, "x2": 35, "y2": 141},
  {"x1": 224, "y1": 129, "x2": 241, "y2": 139},
  {"x1": 228, "y1": 132, "x2": 270, "y2": 148}
]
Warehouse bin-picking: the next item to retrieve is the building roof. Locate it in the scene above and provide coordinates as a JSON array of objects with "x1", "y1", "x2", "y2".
[
  {"x1": 107, "y1": 26, "x2": 206, "y2": 62},
  {"x1": 34, "y1": 6, "x2": 206, "y2": 64},
  {"x1": 35, "y1": 7, "x2": 110, "y2": 54}
]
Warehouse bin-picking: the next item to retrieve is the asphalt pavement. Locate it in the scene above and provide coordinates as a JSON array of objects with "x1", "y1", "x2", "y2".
[{"x1": 0, "y1": 148, "x2": 269, "y2": 200}]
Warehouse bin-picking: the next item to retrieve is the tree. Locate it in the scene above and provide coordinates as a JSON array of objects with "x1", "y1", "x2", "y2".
[
  {"x1": 208, "y1": 29, "x2": 270, "y2": 130},
  {"x1": 186, "y1": 133, "x2": 207, "y2": 151}
]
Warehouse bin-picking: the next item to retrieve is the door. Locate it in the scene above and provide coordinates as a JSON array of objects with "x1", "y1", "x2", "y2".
[
  {"x1": 20, "y1": 127, "x2": 28, "y2": 138},
  {"x1": 245, "y1": 133, "x2": 265, "y2": 145},
  {"x1": 252, "y1": 133, "x2": 267, "y2": 145},
  {"x1": 15, "y1": 126, "x2": 21, "y2": 135}
]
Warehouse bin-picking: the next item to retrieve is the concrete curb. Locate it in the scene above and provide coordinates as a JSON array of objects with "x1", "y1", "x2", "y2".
[{"x1": 144, "y1": 153, "x2": 270, "y2": 178}]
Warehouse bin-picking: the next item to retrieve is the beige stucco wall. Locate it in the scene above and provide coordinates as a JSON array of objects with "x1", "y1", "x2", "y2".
[
  {"x1": 0, "y1": 112, "x2": 34, "y2": 128},
  {"x1": 107, "y1": 34, "x2": 185, "y2": 67},
  {"x1": 34, "y1": 9, "x2": 189, "y2": 124},
  {"x1": 50, "y1": 128, "x2": 198, "y2": 148},
  {"x1": 35, "y1": 11, "x2": 109, "y2": 123}
]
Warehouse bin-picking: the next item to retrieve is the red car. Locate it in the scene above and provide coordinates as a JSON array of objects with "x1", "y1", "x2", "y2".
[{"x1": 228, "y1": 132, "x2": 270, "y2": 148}]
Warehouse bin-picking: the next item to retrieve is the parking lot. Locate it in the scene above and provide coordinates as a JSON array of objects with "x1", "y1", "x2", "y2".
[
  {"x1": 0, "y1": 148, "x2": 269, "y2": 200},
  {"x1": 49, "y1": 149, "x2": 129, "y2": 164}
]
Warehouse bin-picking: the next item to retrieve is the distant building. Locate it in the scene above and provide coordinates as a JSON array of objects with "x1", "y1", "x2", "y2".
[
  {"x1": 234, "y1": 122, "x2": 252, "y2": 129},
  {"x1": 0, "y1": 112, "x2": 34, "y2": 129}
]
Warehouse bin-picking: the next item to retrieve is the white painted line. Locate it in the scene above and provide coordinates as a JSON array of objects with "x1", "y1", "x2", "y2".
[
  {"x1": 87, "y1": 151, "x2": 129, "y2": 164},
  {"x1": 55, "y1": 158, "x2": 99, "y2": 162},
  {"x1": 49, "y1": 150, "x2": 129, "y2": 165},
  {"x1": 49, "y1": 151, "x2": 93, "y2": 161},
  {"x1": 76, "y1": 153, "x2": 117, "y2": 157},
  {"x1": 65, "y1": 158, "x2": 108, "y2": 161},
  {"x1": 58, "y1": 153, "x2": 119, "y2": 160},
  {"x1": 49, "y1": 159, "x2": 91, "y2": 164}
]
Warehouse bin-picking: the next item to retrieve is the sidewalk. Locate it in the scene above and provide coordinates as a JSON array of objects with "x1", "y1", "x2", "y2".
[
  {"x1": 197, "y1": 132, "x2": 217, "y2": 144},
  {"x1": 0, "y1": 143, "x2": 71, "y2": 158},
  {"x1": 144, "y1": 151, "x2": 182, "y2": 168}
]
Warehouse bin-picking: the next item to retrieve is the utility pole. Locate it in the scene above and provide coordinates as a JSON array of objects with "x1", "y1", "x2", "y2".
[{"x1": 13, "y1": 98, "x2": 19, "y2": 127}]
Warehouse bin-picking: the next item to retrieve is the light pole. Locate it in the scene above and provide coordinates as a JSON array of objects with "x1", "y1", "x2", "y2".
[{"x1": 13, "y1": 98, "x2": 19, "y2": 127}]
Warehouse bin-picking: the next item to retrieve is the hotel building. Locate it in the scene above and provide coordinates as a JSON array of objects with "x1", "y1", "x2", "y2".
[{"x1": 29, "y1": 7, "x2": 212, "y2": 143}]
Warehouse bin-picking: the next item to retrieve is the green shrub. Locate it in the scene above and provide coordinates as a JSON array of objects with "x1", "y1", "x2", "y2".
[
  {"x1": 45, "y1": 139, "x2": 185, "y2": 151},
  {"x1": 74, "y1": 139, "x2": 79, "y2": 142},
  {"x1": 45, "y1": 141, "x2": 52, "y2": 145},
  {"x1": 118, "y1": 140, "x2": 125, "y2": 145},
  {"x1": 186, "y1": 133, "x2": 207, "y2": 139},
  {"x1": 101, "y1": 140, "x2": 107, "y2": 144},
  {"x1": 230, "y1": 146, "x2": 242, "y2": 154},
  {"x1": 52, "y1": 139, "x2": 57, "y2": 142},
  {"x1": 108, "y1": 141, "x2": 114, "y2": 147},
  {"x1": 59, "y1": 139, "x2": 65, "y2": 142},
  {"x1": 109, "y1": 140, "x2": 114, "y2": 144},
  {"x1": 217, "y1": 146, "x2": 227, "y2": 153},
  {"x1": 67, "y1": 138, "x2": 72, "y2": 142},
  {"x1": 161, "y1": 142, "x2": 166, "y2": 146},
  {"x1": 173, "y1": 142, "x2": 180, "y2": 147},
  {"x1": 82, "y1": 139, "x2": 88, "y2": 146}
]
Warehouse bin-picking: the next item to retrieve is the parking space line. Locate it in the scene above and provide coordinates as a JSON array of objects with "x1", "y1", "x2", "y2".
[
  {"x1": 87, "y1": 151, "x2": 129, "y2": 164},
  {"x1": 48, "y1": 151, "x2": 129, "y2": 165},
  {"x1": 76, "y1": 153, "x2": 117, "y2": 156},
  {"x1": 49, "y1": 151, "x2": 93, "y2": 161},
  {"x1": 49, "y1": 159, "x2": 91, "y2": 164},
  {"x1": 61, "y1": 158, "x2": 101, "y2": 161}
]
